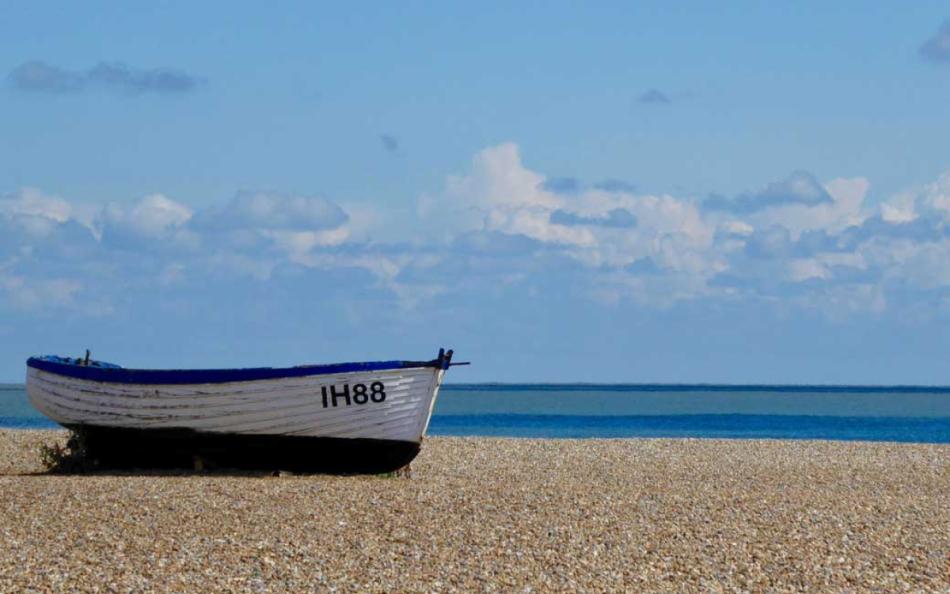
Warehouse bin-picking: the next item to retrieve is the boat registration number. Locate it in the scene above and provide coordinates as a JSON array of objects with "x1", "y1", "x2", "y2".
[{"x1": 321, "y1": 382, "x2": 387, "y2": 408}]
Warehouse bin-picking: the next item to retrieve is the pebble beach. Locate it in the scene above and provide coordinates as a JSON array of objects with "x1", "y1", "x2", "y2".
[{"x1": 0, "y1": 430, "x2": 947, "y2": 593}]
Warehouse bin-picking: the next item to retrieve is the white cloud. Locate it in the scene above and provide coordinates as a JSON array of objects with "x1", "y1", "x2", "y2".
[
  {"x1": 446, "y1": 143, "x2": 553, "y2": 210},
  {"x1": 881, "y1": 192, "x2": 918, "y2": 224},
  {"x1": 425, "y1": 143, "x2": 590, "y2": 245},
  {"x1": 788, "y1": 259, "x2": 829, "y2": 282},
  {"x1": 739, "y1": 176, "x2": 870, "y2": 239},
  {"x1": 423, "y1": 143, "x2": 723, "y2": 283},
  {"x1": 102, "y1": 194, "x2": 193, "y2": 238},
  {"x1": 422, "y1": 144, "x2": 725, "y2": 301},
  {"x1": 263, "y1": 228, "x2": 350, "y2": 262},
  {"x1": 414, "y1": 144, "x2": 948, "y2": 311},
  {"x1": 879, "y1": 172, "x2": 950, "y2": 226},
  {"x1": 1, "y1": 145, "x2": 948, "y2": 317},
  {"x1": 97, "y1": 194, "x2": 197, "y2": 254},
  {"x1": 198, "y1": 191, "x2": 347, "y2": 232},
  {"x1": 0, "y1": 275, "x2": 82, "y2": 310},
  {"x1": 191, "y1": 191, "x2": 351, "y2": 262},
  {"x1": 919, "y1": 172, "x2": 950, "y2": 219},
  {"x1": 0, "y1": 188, "x2": 75, "y2": 239},
  {"x1": 0, "y1": 187, "x2": 71, "y2": 223}
]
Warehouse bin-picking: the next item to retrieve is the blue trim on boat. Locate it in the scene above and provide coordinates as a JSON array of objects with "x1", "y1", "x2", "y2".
[{"x1": 27, "y1": 355, "x2": 440, "y2": 385}]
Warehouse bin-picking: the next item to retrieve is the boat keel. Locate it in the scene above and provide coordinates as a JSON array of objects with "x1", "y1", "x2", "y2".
[{"x1": 64, "y1": 425, "x2": 421, "y2": 474}]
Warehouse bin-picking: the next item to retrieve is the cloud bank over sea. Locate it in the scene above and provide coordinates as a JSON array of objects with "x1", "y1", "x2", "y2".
[{"x1": 3, "y1": 143, "x2": 946, "y2": 322}]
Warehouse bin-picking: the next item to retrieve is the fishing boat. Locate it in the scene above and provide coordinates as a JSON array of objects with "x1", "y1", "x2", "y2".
[{"x1": 25, "y1": 348, "x2": 463, "y2": 473}]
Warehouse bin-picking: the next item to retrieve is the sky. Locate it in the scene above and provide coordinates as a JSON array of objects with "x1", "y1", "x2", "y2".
[{"x1": 1, "y1": 2, "x2": 948, "y2": 384}]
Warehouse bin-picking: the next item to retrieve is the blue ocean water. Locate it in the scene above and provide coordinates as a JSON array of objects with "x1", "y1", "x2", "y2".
[{"x1": 2, "y1": 383, "x2": 948, "y2": 443}]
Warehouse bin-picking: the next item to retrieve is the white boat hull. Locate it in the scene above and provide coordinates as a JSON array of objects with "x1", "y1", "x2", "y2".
[
  {"x1": 25, "y1": 351, "x2": 454, "y2": 473},
  {"x1": 27, "y1": 366, "x2": 444, "y2": 443}
]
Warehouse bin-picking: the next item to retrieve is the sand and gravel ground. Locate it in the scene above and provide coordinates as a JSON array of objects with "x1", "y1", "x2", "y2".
[{"x1": 0, "y1": 430, "x2": 947, "y2": 593}]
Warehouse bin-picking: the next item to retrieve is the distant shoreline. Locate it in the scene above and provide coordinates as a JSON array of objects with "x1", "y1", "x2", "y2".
[{"x1": 4, "y1": 414, "x2": 949, "y2": 444}]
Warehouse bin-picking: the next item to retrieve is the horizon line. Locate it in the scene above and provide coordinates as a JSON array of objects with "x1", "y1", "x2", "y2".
[{"x1": 2, "y1": 381, "x2": 949, "y2": 392}]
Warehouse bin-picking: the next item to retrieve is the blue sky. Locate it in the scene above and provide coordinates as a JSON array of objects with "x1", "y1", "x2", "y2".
[{"x1": 1, "y1": 2, "x2": 948, "y2": 383}]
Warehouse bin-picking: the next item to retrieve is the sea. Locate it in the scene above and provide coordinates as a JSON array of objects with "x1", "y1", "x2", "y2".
[{"x1": 3, "y1": 383, "x2": 948, "y2": 443}]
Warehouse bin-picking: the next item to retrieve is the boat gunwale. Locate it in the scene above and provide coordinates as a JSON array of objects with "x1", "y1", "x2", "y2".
[{"x1": 27, "y1": 355, "x2": 443, "y2": 386}]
